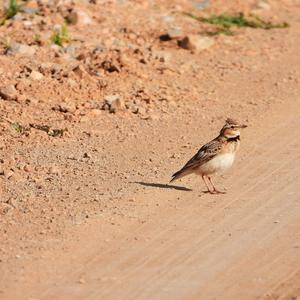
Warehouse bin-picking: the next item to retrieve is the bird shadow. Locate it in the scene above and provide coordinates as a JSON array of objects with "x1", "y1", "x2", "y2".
[{"x1": 134, "y1": 181, "x2": 192, "y2": 192}]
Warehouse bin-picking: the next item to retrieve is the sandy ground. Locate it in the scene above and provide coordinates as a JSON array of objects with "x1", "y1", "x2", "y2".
[{"x1": 0, "y1": 0, "x2": 300, "y2": 299}]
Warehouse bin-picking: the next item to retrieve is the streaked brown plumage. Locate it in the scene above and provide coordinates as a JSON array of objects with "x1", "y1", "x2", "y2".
[{"x1": 170, "y1": 118, "x2": 247, "y2": 194}]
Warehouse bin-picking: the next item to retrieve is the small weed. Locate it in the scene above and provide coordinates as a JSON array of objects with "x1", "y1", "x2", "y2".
[
  {"x1": 33, "y1": 34, "x2": 42, "y2": 45},
  {"x1": 184, "y1": 12, "x2": 288, "y2": 34},
  {"x1": 30, "y1": 123, "x2": 67, "y2": 137},
  {"x1": 50, "y1": 24, "x2": 70, "y2": 46},
  {"x1": 0, "y1": 0, "x2": 21, "y2": 25},
  {"x1": 0, "y1": 36, "x2": 12, "y2": 52},
  {"x1": 6, "y1": 0, "x2": 20, "y2": 19},
  {"x1": 10, "y1": 122, "x2": 30, "y2": 134},
  {"x1": 205, "y1": 27, "x2": 234, "y2": 36}
]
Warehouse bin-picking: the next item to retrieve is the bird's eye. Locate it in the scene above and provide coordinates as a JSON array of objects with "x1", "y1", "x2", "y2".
[{"x1": 230, "y1": 126, "x2": 235, "y2": 129}]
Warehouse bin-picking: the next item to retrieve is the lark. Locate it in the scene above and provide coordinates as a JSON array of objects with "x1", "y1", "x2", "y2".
[{"x1": 170, "y1": 118, "x2": 247, "y2": 194}]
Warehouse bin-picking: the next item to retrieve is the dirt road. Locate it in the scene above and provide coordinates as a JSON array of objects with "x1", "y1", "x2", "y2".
[
  {"x1": 1, "y1": 1, "x2": 300, "y2": 299},
  {"x1": 32, "y1": 100, "x2": 299, "y2": 300}
]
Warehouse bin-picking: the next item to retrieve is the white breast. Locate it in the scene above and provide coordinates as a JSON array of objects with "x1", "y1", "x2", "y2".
[{"x1": 197, "y1": 153, "x2": 236, "y2": 175}]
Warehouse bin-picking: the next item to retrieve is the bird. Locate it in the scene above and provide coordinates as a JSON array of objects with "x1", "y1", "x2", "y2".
[{"x1": 170, "y1": 118, "x2": 247, "y2": 194}]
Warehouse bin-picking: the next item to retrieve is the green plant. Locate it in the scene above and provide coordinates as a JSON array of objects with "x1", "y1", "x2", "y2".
[
  {"x1": 33, "y1": 33, "x2": 41, "y2": 44},
  {"x1": 0, "y1": 36, "x2": 12, "y2": 51},
  {"x1": 184, "y1": 12, "x2": 289, "y2": 34},
  {"x1": 30, "y1": 123, "x2": 67, "y2": 137},
  {"x1": 205, "y1": 27, "x2": 234, "y2": 36},
  {"x1": 50, "y1": 24, "x2": 70, "y2": 46},
  {"x1": 6, "y1": 0, "x2": 20, "y2": 19},
  {"x1": 0, "y1": 0, "x2": 21, "y2": 25},
  {"x1": 11, "y1": 122, "x2": 25, "y2": 133}
]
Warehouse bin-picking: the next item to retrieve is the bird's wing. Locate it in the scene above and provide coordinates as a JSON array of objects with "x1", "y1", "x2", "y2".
[{"x1": 180, "y1": 139, "x2": 221, "y2": 171}]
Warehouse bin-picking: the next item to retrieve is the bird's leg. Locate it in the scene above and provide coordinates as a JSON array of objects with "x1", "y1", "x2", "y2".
[
  {"x1": 202, "y1": 175, "x2": 214, "y2": 194},
  {"x1": 208, "y1": 176, "x2": 226, "y2": 194}
]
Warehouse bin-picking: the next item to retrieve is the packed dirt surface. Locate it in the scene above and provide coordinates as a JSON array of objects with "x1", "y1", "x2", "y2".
[{"x1": 0, "y1": 0, "x2": 300, "y2": 299}]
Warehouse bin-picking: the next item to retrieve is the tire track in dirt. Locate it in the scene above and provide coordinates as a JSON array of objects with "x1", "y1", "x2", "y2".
[{"x1": 40, "y1": 104, "x2": 300, "y2": 300}]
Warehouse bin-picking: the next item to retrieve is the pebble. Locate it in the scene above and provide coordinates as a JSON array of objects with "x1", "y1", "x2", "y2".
[
  {"x1": 48, "y1": 166, "x2": 62, "y2": 176},
  {"x1": 73, "y1": 65, "x2": 88, "y2": 79},
  {"x1": 23, "y1": 165, "x2": 33, "y2": 172},
  {"x1": 152, "y1": 50, "x2": 172, "y2": 63},
  {"x1": 29, "y1": 71, "x2": 44, "y2": 81},
  {"x1": 53, "y1": 103, "x2": 76, "y2": 114},
  {"x1": 0, "y1": 85, "x2": 18, "y2": 100},
  {"x1": 103, "y1": 95, "x2": 125, "y2": 113},
  {"x1": 257, "y1": 1, "x2": 271, "y2": 10},
  {"x1": 7, "y1": 43, "x2": 36, "y2": 56},
  {"x1": 167, "y1": 28, "x2": 183, "y2": 39},
  {"x1": 178, "y1": 35, "x2": 215, "y2": 52},
  {"x1": 161, "y1": 15, "x2": 175, "y2": 23}
]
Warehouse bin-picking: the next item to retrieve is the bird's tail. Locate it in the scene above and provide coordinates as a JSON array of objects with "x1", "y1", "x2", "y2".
[{"x1": 170, "y1": 168, "x2": 191, "y2": 183}]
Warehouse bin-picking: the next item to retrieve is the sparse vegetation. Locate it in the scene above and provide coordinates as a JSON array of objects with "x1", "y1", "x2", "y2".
[
  {"x1": 0, "y1": 36, "x2": 12, "y2": 52},
  {"x1": 50, "y1": 24, "x2": 70, "y2": 46},
  {"x1": 0, "y1": 0, "x2": 21, "y2": 25},
  {"x1": 10, "y1": 122, "x2": 28, "y2": 134},
  {"x1": 33, "y1": 34, "x2": 42, "y2": 45},
  {"x1": 184, "y1": 12, "x2": 289, "y2": 35},
  {"x1": 30, "y1": 123, "x2": 67, "y2": 137}
]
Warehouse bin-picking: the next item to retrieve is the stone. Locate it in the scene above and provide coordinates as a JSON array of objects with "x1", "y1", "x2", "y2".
[
  {"x1": 29, "y1": 71, "x2": 44, "y2": 81},
  {"x1": 257, "y1": 1, "x2": 271, "y2": 10},
  {"x1": 167, "y1": 28, "x2": 183, "y2": 39},
  {"x1": 48, "y1": 166, "x2": 61, "y2": 176},
  {"x1": 103, "y1": 95, "x2": 125, "y2": 113},
  {"x1": 53, "y1": 102, "x2": 76, "y2": 114},
  {"x1": 178, "y1": 35, "x2": 214, "y2": 52},
  {"x1": 73, "y1": 10, "x2": 93, "y2": 26},
  {"x1": 64, "y1": 44, "x2": 78, "y2": 57},
  {"x1": 0, "y1": 85, "x2": 18, "y2": 100},
  {"x1": 152, "y1": 50, "x2": 172, "y2": 63},
  {"x1": 193, "y1": 0, "x2": 210, "y2": 10},
  {"x1": 73, "y1": 65, "x2": 87, "y2": 78},
  {"x1": 7, "y1": 43, "x2": 36, "y2": 56}
]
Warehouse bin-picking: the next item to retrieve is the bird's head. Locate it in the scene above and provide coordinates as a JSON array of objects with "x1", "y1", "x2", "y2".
[{"x1": 220, "y1": 118, "x2": 247, "y2": 139}]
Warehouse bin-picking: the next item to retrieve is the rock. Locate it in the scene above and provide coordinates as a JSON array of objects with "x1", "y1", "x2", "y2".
[
  {"x1": 67, "y1": 78, "x2": 77, "y2": 87},
  {"x1": 161, "y1": 15, "x2": 175, "y2": 23},
  {"x1": 48, "y1": 166, "x2": 61, "y2": 176},
  {"x1": 73, "y1": 65, "x2": 88, "y2": 79},
  {"x1": 23, "y1": 165, "x2": 33, "y2": 172},
  {"x1": 64, "y1": 44, "x2": 78, "y2": 57},
  {"x1": 152, "y1": 50, "x2": 172, "y2": 63},
  {"x1": 178, "y1": 35, "x2": 214, "y2": 52},
  {"x1": 0, "y1": 165, "x2": 4, "y2": 175},
  {"x1": 167, "y1": 28, "x2": 183, "y2": 39},
  {"x1": 22, "y1": 7, "x2": 39, "y2": 14},
  {"x1": 23, "y1": 20, "x2": 33, "y2": 28},
  {"x1": 0, "y1": 85, "x2": 18, "y2": 100},
  {"x1": 193, "y1": 0, "x2": 210, "y2": 10},
  {"x1": 7, "y1": 43, "x2": 36, "y2": 56},
  {"x1": 69, "y1": 10, "x2": 93, "y2": 26},
  {"x1": 39, "y1": 63, "x2": 62, "y2": 75},
  {"x1": 159, "y1": 28, "x2": 182, "y2": 42},
  {"x1": 148, "y1": 114, "x2": 159, "y2": 121},
  {"x1": 137, "y1": 106, "x2": 147, "y2": 115},
  {"x1": 103, "y1": 95, "x2": 125, "y2": 113},
  {"x1": 257, "y1": 1, "x2": 271, "y2": 10},
  {"x1": 77, "y1": 10, "x2": 93, "y2": 25},
  {"x1": 52, "y1": 102, "x2": 76, "y2": 114},
  {"x1": 5, "y1": 170, "x2": 14, "y2": 179},
  {"x1": 29, "y1": 71, "x2": 44, "y2": 81},
  {"x1": 129, "y1": 104, "x2": 139, "y2": 114}
]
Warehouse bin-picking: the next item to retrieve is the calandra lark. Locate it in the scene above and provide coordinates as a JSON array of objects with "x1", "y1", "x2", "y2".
[{"x1": 170, "y1": 118, "x2": 247, "y2": 194}]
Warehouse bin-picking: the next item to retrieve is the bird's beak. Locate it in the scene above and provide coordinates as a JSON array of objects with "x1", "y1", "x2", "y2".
[{"x1": 239, "y1": 124, "x2": 247, "y2": 128}]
